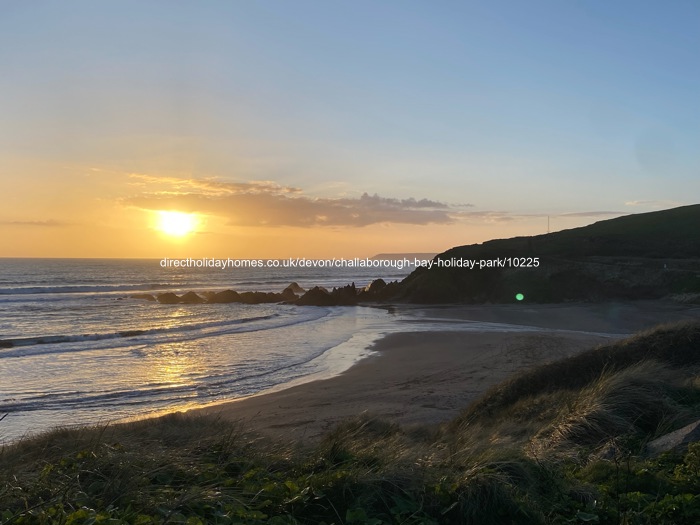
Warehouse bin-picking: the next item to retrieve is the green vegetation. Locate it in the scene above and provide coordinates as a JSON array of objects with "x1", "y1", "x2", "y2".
[
  {"x1": 3, "y1": 321, "x2": 700, "y2": 524},
  {"x1": 396, "y1": 204, "x2": 700, "y2": 303}
]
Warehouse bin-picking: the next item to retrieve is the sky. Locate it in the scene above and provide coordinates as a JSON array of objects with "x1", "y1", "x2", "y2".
[{"x1": 0, "y1": 0, "x2": 698, "y2": 258}]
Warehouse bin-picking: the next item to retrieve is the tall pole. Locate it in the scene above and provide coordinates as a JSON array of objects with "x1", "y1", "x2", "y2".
[{"x1": 547, "y1": 215, "x2": 550, "y2": 233}]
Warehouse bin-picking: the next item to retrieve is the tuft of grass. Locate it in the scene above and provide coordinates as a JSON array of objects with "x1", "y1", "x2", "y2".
[
  {"x1": 538, "y1": 361, "x2": 687, "y2": 451},
  {"x1": 455, "y1": 320, "x2": 700, "y2": 424}
]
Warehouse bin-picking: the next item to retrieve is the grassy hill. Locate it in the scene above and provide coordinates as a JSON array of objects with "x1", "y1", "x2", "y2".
[
  {"x1": 3, "y1": 321, "x2": 700, "y2": 524},
  {"x1": 392, "y1": 204, "x2": 700, "y2": 303}
]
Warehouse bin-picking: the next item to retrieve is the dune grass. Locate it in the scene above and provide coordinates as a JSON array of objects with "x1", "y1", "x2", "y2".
[{"x1": 3, "y1": 321, "x2": 700, "y2": 524}]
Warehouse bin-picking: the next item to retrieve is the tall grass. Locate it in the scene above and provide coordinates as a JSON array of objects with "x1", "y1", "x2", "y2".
[
  {"x1": 455, "y1": 321, "x2": 700, "y2": 423},
  {"x1": 539, "y1": 361, "x2": 687, "y2": 450}
]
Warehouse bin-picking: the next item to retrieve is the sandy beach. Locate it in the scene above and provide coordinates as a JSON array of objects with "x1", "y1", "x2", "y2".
[{"x1": 199, "y1": 302, "x2": 700, "y2": 442}]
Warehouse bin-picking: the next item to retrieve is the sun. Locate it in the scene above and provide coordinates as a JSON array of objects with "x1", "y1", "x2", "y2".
[{"x1": 156, "y1": 211, "x2": 198, "y2": 237}]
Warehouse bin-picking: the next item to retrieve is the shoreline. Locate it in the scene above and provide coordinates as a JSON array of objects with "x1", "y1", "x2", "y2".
[
  {"x1": 195, "y1": 328, "x2": 616, "y2": 442},
  {"x1": 4, "y1": 301, "x2": 698, "y2": 444},
  {"x1": 192, "y1": 301, "x2": 700, "y2": 442}
]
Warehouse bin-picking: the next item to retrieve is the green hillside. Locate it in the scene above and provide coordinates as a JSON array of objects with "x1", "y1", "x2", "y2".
[{"x1": 393, "y1": 204, "x2": 700, "y2": 303}]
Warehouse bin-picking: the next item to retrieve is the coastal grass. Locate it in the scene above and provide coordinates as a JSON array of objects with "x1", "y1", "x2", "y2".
[{"x1": 3, "y1": 322, "x2": 700, "y2": 524}]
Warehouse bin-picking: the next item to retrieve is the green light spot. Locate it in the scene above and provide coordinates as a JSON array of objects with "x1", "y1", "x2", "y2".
[{"x1": 515, "y1": 293, "x2": 524, "y2": 301}]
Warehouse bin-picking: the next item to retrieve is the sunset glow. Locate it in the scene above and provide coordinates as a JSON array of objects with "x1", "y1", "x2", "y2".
[
  {"x1": 156, "y1": 211, "x2": 198, "y2": 237},
  {"x1": 0, "y1": 2, "x2": 697, "y2": 258}
]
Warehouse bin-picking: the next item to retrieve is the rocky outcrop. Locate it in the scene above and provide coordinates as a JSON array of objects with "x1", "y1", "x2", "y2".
[
  {"x1": 329, "y1": 283, "x2": 359, "y2": 306},
  {"x1": 280, "y1": 287, "x2": 298, "y2": 301},
  {"x1": 154, "y1": 291, "x2": 206, "y2": 304},
  {"x1": 237, "y1": 291, "x2": 285, "y2": 304},
  {"x1": 137, "y1": 279, "x2": 400, "y2": 307},
  {"x1": 207, "y1": 290, "x2": 241, "y2": 303},
  {"x1": 646, "y1": 419, "x2": 700, "y2": 456},
  {"x1": 294, "y1": 286, "x2": 335, "y2": 306},
  {"x1": 364, "y1": 278, "x2": 386, "y2": 294},
  {"x1": 294, "y1": 283, "x2": 367, "y2": 306},
  {"x1": 283, "y1": 282, "x2": 305, "y2": 295},
  {"x1": 357, "y1": 280, "x2": 402, "y2": 302},
  {"x1": 130, "y1": 293, "x2": 156, "y2": 302},
  {"x1": 180, "y1": 291, "x2": 205, "y2": 304},
  {"x1": 156, "y1": 292, "x2": 181, "y2": 304}
]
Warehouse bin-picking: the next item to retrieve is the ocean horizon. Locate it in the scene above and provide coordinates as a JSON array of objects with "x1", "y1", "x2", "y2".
[
  {"x1": 0, "y1": 257, "x2": 556, "y2": 443},
  {"x1": 0, "y1": 258, "x2": 418, "y2": 442}
]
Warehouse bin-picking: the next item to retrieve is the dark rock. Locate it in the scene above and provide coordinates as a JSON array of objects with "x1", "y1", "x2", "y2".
[
  {"x1": 280, "y1": 287, "x2": 298, "y2": 301},
  {"x1": 294, "y1": 284, "x2": 359, "y2": 306},
  {"x1": 130, "y1": 293, "x2": 156, "y2": 302},
  {"x1": 646, "y1": 419, "x2": 700, "y2": 456},
  {"x1": 358, "y1": 280, "x2": 401, "y2": 302},
  {"x1": 295, "y1": 286, "x2": 335, "y2": 306},
  {"x1": 180, "y1": 291, "x2": 205, "y2": 304},
  {"x1": 151, "y1": 279, "x2": 400, "y2": 307},
  {"x1": 364, "y1": 278, "x2": 387, "y2": 294},
  {"x1": 237, "y1": 291, "x2": 284, "y2": 304},
  {"x1": 200, "y1": 291, "x2": 217, "y2": 301},
  {"x1": 156, "y1": 292, "x2": 181, "y2": 304},
  {"x1": 283, "y1": 282, "x2": 305, "y2": 295},
  {"x1": 330, "y1": 283, "x2": 359, "y2": 305},
  {"x1": 207, "y1": 290, "x2": 241, "y2": 303},
  {"x1": 206, "y1": 290, "x2": 287, "y2": 304}
]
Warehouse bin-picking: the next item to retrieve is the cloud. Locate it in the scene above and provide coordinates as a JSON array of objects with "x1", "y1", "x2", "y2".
[
  {"x1": 452, "y1": 210, "x2": 520, "y2": 223},
  {"x1": 122, "y1": 174, "x2": 633, "y2": 229},
  {"x1": 453, "y1": 210, "x2": 627, "y2": 223},
  {"x1": 624, "y1": 199, "x2": 684, "y2": 208},
  {"x1": 0, "y1": 219, "x2": 65, "y2": 227},
  {"x1": 128, "y1": 174, "x2": 302, "y2": 196},
  {"x1": 556, "y1": 211, "x2": 623, "y2": 218},
  {"x1": 124, "y1": 175, "x2": 459, "y2": 227}
]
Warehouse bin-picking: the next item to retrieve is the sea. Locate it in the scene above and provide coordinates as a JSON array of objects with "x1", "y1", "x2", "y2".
[
  {"x1": 0, "y1": 259, "x2": 407, "y2": 442},
  {"x1": 0, "y1": 258, "x2": 548, "y2": 443}
]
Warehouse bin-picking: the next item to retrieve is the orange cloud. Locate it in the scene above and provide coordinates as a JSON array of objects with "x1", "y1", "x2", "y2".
[
  {"x1": 0, "y1": 219, "x2": 67, "y2": 227},
  {"x1": 124, "y1": 175, "x2": 461, "y2": 227}
]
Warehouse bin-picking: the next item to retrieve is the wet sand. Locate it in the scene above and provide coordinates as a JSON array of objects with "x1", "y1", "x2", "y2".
[{"x1": 196, "y1": 302, "x2": 700, "y2": 443}]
